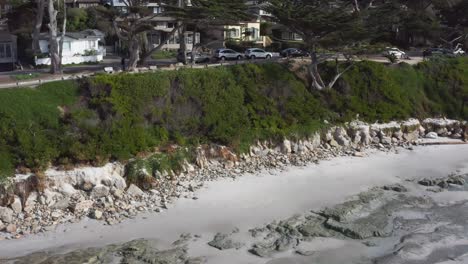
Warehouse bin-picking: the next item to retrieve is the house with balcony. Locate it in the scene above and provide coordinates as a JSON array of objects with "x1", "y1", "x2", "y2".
[
  {"x1": 110, "y1": 0, "x2": 200, "y2": 51},
  {"x1": 35, "y1": 30, "x2": 105, "y2": 65}
]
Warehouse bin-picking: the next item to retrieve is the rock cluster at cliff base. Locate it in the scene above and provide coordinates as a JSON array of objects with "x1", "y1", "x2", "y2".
[{"x1": 0, "y1": 118, "x2": 466, "y2": 239}]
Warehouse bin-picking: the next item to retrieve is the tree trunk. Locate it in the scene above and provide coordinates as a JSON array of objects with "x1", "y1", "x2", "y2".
[
  {"x1": 48, "y1": 0, "x2": 60, "y2": 74},
  {"x1": 179, "y1": 24, "x2": 187, "y2": 64},
  {"x1": 137, "y1": 33, "x2": 149, "y2": 67},
  {"x1": 352, "y1": 0, "x2": 360, "y2": 12},
  {"x1": 58, "y1": 0, "x2": 66, "y2": 72},
  {"x1": 308, "y1": 52, "x2": 354, "y2": 90},
  {"x1": 127, "y1": 37, "x2": 140, "y2": 71},
  {"x1": 32, "y1": 0, "x2": 46, "y2": 54},
  {"x1": 309, "y1": 51, "x2": 326, "y2": 90}
]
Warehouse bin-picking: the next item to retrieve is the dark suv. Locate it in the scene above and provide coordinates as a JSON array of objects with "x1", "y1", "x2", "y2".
[{"x1": 280, "y1": 48, "x2": 310, "y2": 58}]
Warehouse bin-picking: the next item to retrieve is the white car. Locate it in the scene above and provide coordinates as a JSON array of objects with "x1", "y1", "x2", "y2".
[
  {"x1": 383, "y1": 47, "x2": 407, "y2": 59},
  {"x1": 214, "y1": 49, "x2": 244, "y2": 61},
  {"x1": 454, "y1": 48, "x2": 466, "y2": 56},
  {"x1": 245, "y1": 48, "x2": 273, "y2": 59}
]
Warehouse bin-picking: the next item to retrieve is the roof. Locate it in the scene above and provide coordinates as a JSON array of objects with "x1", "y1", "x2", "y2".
[
  {"x1": 65, "y1": 0, "x2": 101, "y2": 3},
  {"x1": 0, "y1": 31, "x2": 17, "y2": 42},
  {"x1": 38, "y1": 29, "x2": 104, "y2": 40}
]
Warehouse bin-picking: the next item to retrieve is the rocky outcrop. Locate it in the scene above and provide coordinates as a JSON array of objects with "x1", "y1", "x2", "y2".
[
  {"x1": 4, "y1": 239, "x2": 197, "y2": 264},
  {"x1": 207, "y1": 232, "x2": 244, "y2": 250},
  {"x1": 245, "y1": 181, "x2": 451, "y2": 259},
  {"x1": 418, "y1": 174, "x2": 467, "y2": 188},
  {"x1": 463, "y1": 122, "x2": 468, "y2": 142},
  {"x1": 422, "y1": 118, "x2": 464, "y2": 138}
]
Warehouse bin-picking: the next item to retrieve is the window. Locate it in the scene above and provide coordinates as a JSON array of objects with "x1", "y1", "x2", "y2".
[
  {"x1": 167, "y1": 35, "x2": 179, "y2": 44},
  {"x1": 5, "y1": 44, "x2": 11, "y2": 58},
  {"x1": 167, "y1": 22, "x2": 175, "y2": 28},
  {"x1": 0, "y1": 44, "x2": 5, "y2": 58},
  {"x1": 0, "y1": 43, "x2": 12, "y2": 58},
  {"x1": 250, "y1": 28, "x2": 259, "y2": 40},
  {"x1": 62, "y1": 41, "x2": 71, "y2": 52},
  {"x1": 153, "y1": 6, "x2": 164, "y2": 13},
  {"x1": 88, "y1": 40, "x2": 96, "y2": 49},
  {"x1": 227, "y1": 28, "x2": 239, "y2": 39},
  {"x1": 148, "y1": 32, "x2": 161, "y2": 45}
]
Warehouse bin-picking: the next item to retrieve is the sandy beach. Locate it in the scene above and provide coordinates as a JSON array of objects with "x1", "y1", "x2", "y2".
[{"x1": 2, "y1": 143, "x2": 468, "y2": 263}]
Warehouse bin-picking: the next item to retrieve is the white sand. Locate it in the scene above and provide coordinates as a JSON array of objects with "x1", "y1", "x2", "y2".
[{"x1": 1, "y1": 144, "x2": 468, "y2": 262}]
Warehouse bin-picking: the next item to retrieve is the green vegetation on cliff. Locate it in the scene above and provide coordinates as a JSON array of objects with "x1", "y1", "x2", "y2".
[
  {"x1": 0, "y1": 58, "x2": 467, "y2": 179},
  {"x1": 321, "y1": 58, "x2": 468, "y2": 121}
]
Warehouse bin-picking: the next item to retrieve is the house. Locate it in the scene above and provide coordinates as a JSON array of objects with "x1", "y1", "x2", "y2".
[
  {"x1": 35, "y1": 30, "x2": 105, "y2": 65},
  {"x1": 224, "y1": 22, "x2": 264, "y2": 46},
  {"x1": 110, "y1": 0, "x2": 200, "y2": 51},
  {"x1": 0, "y1": 31, "x2": 17, "y2": 70},
  {"x1": 271, "y1": 24, "x2": 303, "y2": 42},
  {"x1": 223, "y1": 0, "x2": 272, "y2": 47},
  {"x1": 65, "y1": 0, "x2": 102, "y2": 8}
]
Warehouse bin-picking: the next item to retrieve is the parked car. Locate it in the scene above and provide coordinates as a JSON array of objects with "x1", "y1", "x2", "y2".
[
  {"x1": 177, "y1": 51, "x2": 211, "y2": 64},
  {"x1": 453, "y1": 47, "x2": 466, "y2": 56},
  {"x1": 383, "y1": 47, "x2": 408, "y2": 59},
  {"x1": 245, "y1": 48, "x2": 273, "y2": 59},
  {"x1": 280, "y1": 48, "x2": 309, "y2": 57},
  {"x1": 423, "y1": 48, "x2": 455, "y2": 57},
  {"x1": 214, "y1": 48, "x2": 244, "y2": 61}
]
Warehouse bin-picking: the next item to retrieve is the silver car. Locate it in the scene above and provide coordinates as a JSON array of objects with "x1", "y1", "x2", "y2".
[
  {"x1": 214, "y1": 48, "x2": 244, "y2": 61},
  {"x1": 245, "y1": 48, "x2": 273, "y2": 59}
]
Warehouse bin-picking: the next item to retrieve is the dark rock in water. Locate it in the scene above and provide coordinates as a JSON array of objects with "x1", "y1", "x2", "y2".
[
  {"x1": 207, "y1": 233, "x2": 243, "y2": 250},
  {"x1": 274, "y1": 235, "x2": 298, "y2": 252},
  {"x1": 249, "y1": 227, "x2": 266, "y2": 238},
  {"x1": 297, "y1": 216, "x2": 331, "y2": 237},
  {"x1": 383, "y1": 184, "x2": 408, "y2": 193},
  {"x1": 362, "y1": 241, "x2": 377, "y2": 247},
  {"x1": 250, "y1": 241, "x2": 276, "y2": 258},
  {"x1": 296, "y1": 249, "x2": 315, "y2": 256},
  {"x1": 185, "y1": 257, "x2": 207, "y2": 264},
  {"x1": 418, "y1": 179, "x2": 436, "y2": 186},
  {"x1": 437, "y1": 180, "x2": 449, "y2": 189},
  {"x1": 319, "y1": 190, "x2": 384, "y2": 222},
  {"x1": 172, "y1": 233, "x2": 192, "y2": 247},
  {"x1": 119, "y1": 240, "x2": 188, "y2": 263},
  {"x1": 447, "y1": 175, "x2": 466, "y2": 186}
]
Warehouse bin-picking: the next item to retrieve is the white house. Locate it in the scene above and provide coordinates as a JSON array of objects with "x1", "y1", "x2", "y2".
[{"x1": 36, "y1": 30, "x2": 105, "y2": 65}]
